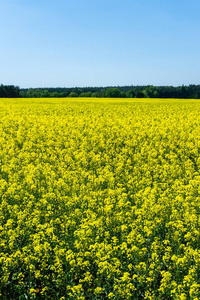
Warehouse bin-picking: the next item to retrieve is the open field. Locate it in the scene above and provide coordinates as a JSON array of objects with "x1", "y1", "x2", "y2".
[{"x1": 1, "y1": 98, "x2": 200, "y2": 299}]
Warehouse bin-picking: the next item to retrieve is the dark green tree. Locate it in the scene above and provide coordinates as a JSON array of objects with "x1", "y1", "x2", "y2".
[
  {"x1": 135, "y1": 91, "x2": 145, "y2": 98},
  {"x1": 106, "y1": 88, "x2": 121, "y2": 98}
]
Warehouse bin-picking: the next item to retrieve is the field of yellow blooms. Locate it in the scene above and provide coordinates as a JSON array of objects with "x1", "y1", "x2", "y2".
[{"x1": 1, "y1": 97, "x2": 200, "y2": 299}]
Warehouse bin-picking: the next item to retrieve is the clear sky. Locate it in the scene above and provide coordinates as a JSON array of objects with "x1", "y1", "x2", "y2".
[{"x1": 1, "y1": 0, "x2": 200, "y2": 88}]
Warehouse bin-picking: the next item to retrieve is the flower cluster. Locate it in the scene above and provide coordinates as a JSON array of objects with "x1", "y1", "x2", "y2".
[{"x1": 0, "y1": 98, "x2": 200, "y2": 299}]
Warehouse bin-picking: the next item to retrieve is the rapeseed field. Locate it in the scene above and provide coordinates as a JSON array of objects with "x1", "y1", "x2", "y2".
[{"x1": 0, "y1": 97, "x2": 200, "y2": 299}]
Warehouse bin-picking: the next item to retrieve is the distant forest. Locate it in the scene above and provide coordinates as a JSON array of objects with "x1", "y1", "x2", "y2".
[{"x1": 1, "y1": 84, "x2": 200, "y2": 99}]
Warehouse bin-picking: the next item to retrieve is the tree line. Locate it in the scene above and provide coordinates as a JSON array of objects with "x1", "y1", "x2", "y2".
[
  {"x1": 0, "y1": 84, "x2": 20, "y2": 98},
  {"x1": 1, "y1": 84, "x2": 200, "y2": 98}
]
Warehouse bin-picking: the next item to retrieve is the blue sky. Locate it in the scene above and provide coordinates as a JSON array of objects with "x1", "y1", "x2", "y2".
[{"x1": 0, "y1": 0, "x2": 200, "y2": 88}]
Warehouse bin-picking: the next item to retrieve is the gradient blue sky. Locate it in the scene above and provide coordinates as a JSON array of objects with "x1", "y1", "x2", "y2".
[{"x1": 1, "y1": 0, "x2": 200, "y2": 88}]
